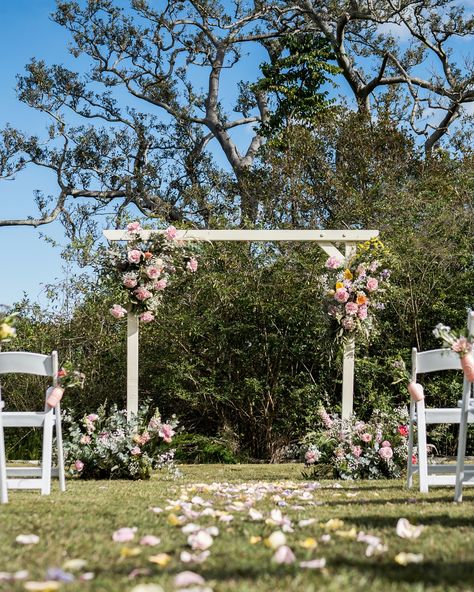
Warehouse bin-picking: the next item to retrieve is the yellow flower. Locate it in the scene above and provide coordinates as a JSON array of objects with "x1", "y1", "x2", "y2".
[
  {"x1": 335, "y1": 282, "x2": 344, "y2": 290},
  {"x1": 344, "y1": 269, "x2": 353, "y2": 280}
]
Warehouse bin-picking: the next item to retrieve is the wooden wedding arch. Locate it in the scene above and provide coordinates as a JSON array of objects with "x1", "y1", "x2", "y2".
[{"x1": 104, "y1": 229, "x2": 379, "y2": 419}]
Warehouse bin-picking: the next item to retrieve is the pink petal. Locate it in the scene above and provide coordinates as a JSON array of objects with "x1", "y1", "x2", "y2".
[{"x1": 174, "y1": 571, "x2": 206, "y2": 587}]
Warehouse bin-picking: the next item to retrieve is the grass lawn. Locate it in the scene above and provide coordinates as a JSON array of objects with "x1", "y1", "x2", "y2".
[{"x1": 0, "y1": 464, "x2": 473, "y2": 592}]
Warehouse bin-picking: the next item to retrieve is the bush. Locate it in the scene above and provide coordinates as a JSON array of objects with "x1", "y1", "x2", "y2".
[{"x1": 173, "y1": 433, "x2": 238, "y2": 464}]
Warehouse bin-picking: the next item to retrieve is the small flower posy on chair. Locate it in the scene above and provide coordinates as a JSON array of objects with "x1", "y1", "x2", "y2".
[
  {"x1": 433, "y1": 323, "x2": 474, "y2": 381},
  {"x1": 108, "y1": 221, "x2": 199, "y2": 324},
  {"x1": 46, "y1": 361, "x2": 85, "y2": 408}
]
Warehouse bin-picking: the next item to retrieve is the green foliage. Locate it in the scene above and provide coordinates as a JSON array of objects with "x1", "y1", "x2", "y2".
[
  {"x1": 253, "y1": 33, "x2": 339, "y2": 142},
  {"x1": 173, "y1": 433, "x2": 238, "y2": 464}
]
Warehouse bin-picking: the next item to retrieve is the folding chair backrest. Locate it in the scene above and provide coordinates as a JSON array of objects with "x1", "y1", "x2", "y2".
[
  {"x1": 412, "y1": 348, "x2": 461, "y2": 380},
  {"x1": 0, "y1": 352, "x2": 57, "y2": 378}
]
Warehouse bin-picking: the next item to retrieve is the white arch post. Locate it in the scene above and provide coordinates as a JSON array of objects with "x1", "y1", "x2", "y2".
[{"x1": 104, "y1": 229, "x2": 379, "y2": 419}]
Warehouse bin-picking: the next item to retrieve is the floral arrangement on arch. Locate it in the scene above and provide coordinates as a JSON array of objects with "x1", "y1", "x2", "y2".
[
  {"x1": 433, "y1": 322, "x2": 474, "y2": 382},
  {"x1": 323, "y1": 238, "x2": 391, "y2": 342},
  {"x1": 62, "y1": 403, "x2": 179, "y2": 480},
  {"x1": 302, "y1": 407, "x2": 410, "y2": 480},
  {"x1": 108, "y1": 221, "x2": 199, "y2": 323}
]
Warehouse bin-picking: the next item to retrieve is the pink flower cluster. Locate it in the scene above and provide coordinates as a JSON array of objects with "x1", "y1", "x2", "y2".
[
  {"x1": 108, "y1": 222, "x2": 200, "y2": 323},
  {"x1": 324, "y1": 240, "x2": 390, "y2": 338}
]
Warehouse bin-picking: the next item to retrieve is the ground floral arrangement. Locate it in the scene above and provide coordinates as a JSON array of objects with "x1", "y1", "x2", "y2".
[
  {"x1": 323, "y1": 238, "x2": 391, "y2": 342},
  {"x1": 108, "y1": 222, "x2": 199, "y2": 324},
  {"x1": 302, "y1": 407, "x2": 410, "y2": 480},
  {"x1": 62, "y1": 404, "x2": 179, "y2": 480},
  {"x1": 1, "y1": 476, "x2": 431, "y2": 591}
]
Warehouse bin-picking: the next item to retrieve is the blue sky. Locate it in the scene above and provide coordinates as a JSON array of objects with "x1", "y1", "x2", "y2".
[
  {"x1": 0, "y1": 0, "x2": 73, "y2": 307},
  {"x1": 1, "y1": 2, "x2": 473, "y2": 309}
]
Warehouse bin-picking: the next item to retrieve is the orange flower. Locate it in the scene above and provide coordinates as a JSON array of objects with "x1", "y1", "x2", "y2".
[
  {"x1": 356, "y1": 293, "x2": 368, "y2": 306},
  {"x1": 344, "y1": 269, "x2": 353, "y2": 280},
  {"x1": 144, "y1": 251, "x2": 153, "y2": 260}
]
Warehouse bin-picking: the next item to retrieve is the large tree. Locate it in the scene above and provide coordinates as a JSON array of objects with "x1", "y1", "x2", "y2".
[{"x1": 1, "y1": 0, "x2": 473, "y2": 231}]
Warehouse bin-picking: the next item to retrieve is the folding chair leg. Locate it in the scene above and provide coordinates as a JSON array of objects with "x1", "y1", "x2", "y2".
[
  {"x1": 407, "y1": 401, "x2": 415, "y2": 489},
  {"x1": 0, "y1": 419, "x2": 8, "y2": 504},
  {"x1": 55, "y1": 409, "x2": 66, "y2": 492},
  {"x1": 454, "y1": 408, "x2": 469, "y2": 502},
  {"x1": 41, "y1": 412, "x2": 54, "y2": 495},
  {"x1": 416, "y1": 400, "x2": 429, "y2": 493}
]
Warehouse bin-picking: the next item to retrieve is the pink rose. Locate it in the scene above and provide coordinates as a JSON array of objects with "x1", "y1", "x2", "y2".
[
  {"x1": 452, "y1": 337, "x2": 472, "y2": 354},
  {"x1": 366, "y1": 277, "x2": 378, "y2": 292},
  {"x1": 358, "y1": 305, "x2": 368, "y2": 320},
  {"x1": 131, "y1": 446, "x2": 141, "y2": 456},
  {"x1": 87, "y1": 414, "x2": 99, "y2": 422},
  {"x1": 326, "y1": 256, "x2": 343, "y2": 269},
  {"x1": 381, "y1": 440, "x2": 391, "y2": 448},
  {"x1": 146, "y1": 266, "x2": 161, "y2": 279},
  {"x1": 80, "y1": 435, "x2": 91, "y2": 445},
  {"x1": 351, "y1": 445, "x2": 362, "y2": 458},
  {"x1": 110, "y1": 304, "x2": 127, "y2": 319},
  {"x1": 341, "y1": 316, "x2": 355, "y2": 331},
  {"x1": 127, "y1": 222, "x2": 142, "y2": 233},
  {"x1": 186, "y1": 257, "x2": 198, "y2": 273},
  {"x1": 159, "y1": 424, "x2": 175, "y2": 443},
  {"x1": 123, "y1": 275, "x2": 138, "y2": 289},
  {"x1": 134, "y1": 287, "x2": 152, "y2": 301},
  {"x1": 379, "y1": 446, "x2": 393, "y2": 460},
  {"x1": 345, "y1": 302, "x2": 358, "y2": 316},
  {"x1": 361, "y1": 433, "x2": 372, "y2": 443},
  {"x1": 74, "y1": 460, "x2": 84, "y2": 472},
  {"x1": 334, "y1": 288, "x2": 349, "y2": 303},
  {"x1": 154, "y1": 279, "x2": 168, "y2": 291},
  {"x1": 165, "y1": 225, "x2": 177, "y2": 240},
  {"x1": 305, "y1": 450, "x2": 317, "y2": 464},
  {"x1": 127, "y1": 249, "x2": 142, "y2": 264},
  {"x1": 139, "y1": 311, "x2": 155, "y2": 323}
]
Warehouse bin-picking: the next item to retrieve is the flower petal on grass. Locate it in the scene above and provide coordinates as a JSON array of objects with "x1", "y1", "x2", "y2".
[
  {"x1": 0, "y1": 571, "x2": 28, "y2": 581},
  {"x1": 45, "y1": 568, "x2": 74, "y2": 583},
  {"x1": 120, "y1": 546, "x2": 142, "y2": 558},
  {"x1": 396, "y1": 518, "x2": 424, "y2": 539},
  {"x1": 299, "y1": 537, "x2": 318, "y2": 550},
  {"x1": 187, "y1": 530, "x2": 213, "y2": 550},
  {"x1": 78, "y1": 573, "x2": 95, "y2": 582},
  {"x1": 16, "y1": 534, "x2": 39, "y2": 545},
  {"x1": 130, "y1": 585, "x2": 164, "y2": 592},
  {"x1": 249, "y1": 536, "x2": 262, "y2": 545},
  {"x1": 112, "y1": 527, "x2": 137, "y2": 542},
  {"x1": 272, "y1": 545, "x2": 296, "y2": 565},
  {"x1": 148, "y1": 553, "x2": 172, "y2": 568},
  {"x1": 179, "y1": 550, "x2": 210, "y2": 564},
  {"x1": 139, "y1": 535, "x2": 161, "y2": 546},
  {"x1": 299, "y1": 558, "x2": 327, "y2": 569},
  {"x1": 264, "y1": 531, "x2": 286, "y2": 549},
  {"x1": 174, "y1": 571, "x2": 206, "y2": 587},
  {"x1": 394, "y1": 552, "x2": 424, "y2": 566},
  {"x1": 23, "y1": 582, "x2": 60, "y2": 592},
  {"x1": 62, "y1": 559, "x2": 87, "y2": 572}
]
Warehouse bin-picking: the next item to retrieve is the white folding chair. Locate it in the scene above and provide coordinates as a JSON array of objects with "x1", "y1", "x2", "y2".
[
  {"x1": 0, "y1": 399, "x2": 7, "y2": 503},
  {"x1": 454, "y1": 309, "x2": 474, "y2": 502},
  {"x1": 0, "y1": 351, "x2": 66, "y2": 498},
  {"x1": 407, "y1": 347, "x2": 473, "y2": 493}
]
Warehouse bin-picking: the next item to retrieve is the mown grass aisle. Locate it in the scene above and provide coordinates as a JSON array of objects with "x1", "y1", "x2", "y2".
[{"x1": 1, "y1": 465, "x2": 473, "y2": 592}]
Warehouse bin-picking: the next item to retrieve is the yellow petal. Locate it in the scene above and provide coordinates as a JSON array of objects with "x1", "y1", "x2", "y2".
[
  {"x1": 120, "y1": 546, "x2": 142, "y2": 558},
  {"x1": 344, "y1": 269, "x2": 353, "y2": 280},
  {"x1": 299, "y1": 537, "x2": 318, "y2": 549},
  {"x1": 149, "y1": 553, "x2": 171, "y2": 568},
  {"x1": 320, "y1": 519, "x2": 345, "y2": 532},
  {"x1": 249, "y1": 536, "x2": 262, "y2": 545},
  {"x1": 335, "y1": 527, "x2": 357, "y2": 539},
  {"x1": 24, "y1": 583, "x2": 60, "y2": 592},
  {"x1": 167, "y1": 513, "x2": 184, "y2": 526},
  {"x1": 335, "y1": 282, "x2": 344, "y2": 290}
]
